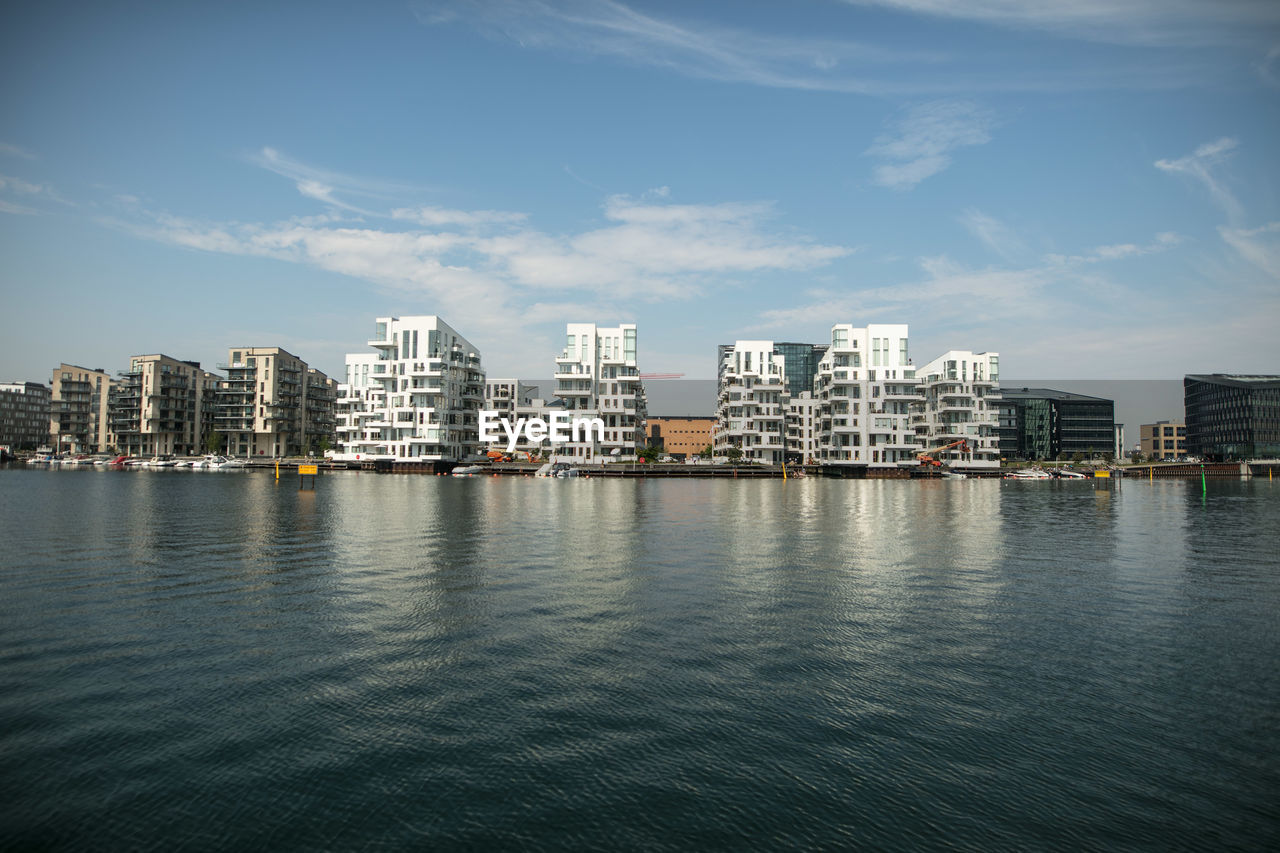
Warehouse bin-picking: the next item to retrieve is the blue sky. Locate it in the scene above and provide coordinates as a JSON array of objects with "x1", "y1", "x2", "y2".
[{"x1": 2, "y1": 0, "x2": 1278, "y2": 382}]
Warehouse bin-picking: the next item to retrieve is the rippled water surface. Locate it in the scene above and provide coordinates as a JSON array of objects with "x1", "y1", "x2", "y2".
[{"x1": 1, "y1": 467, "x2": 1277, "y2": 850}]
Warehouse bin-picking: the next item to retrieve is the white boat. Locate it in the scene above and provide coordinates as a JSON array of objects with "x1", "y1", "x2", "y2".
[
  {"x1": 1005, "y1": 468, "x2": 1051, "y2": 480},
  {"x1": 941, "y1": 470, "x2": 967, "y2": 479},
  {"x1": 191, "y1": 455, "x2": 228, "y2": 469},
  {"x1": 144, "y1": 457, "x2": 177, "y2": 468},
  {"x1": 220, "y1": 458, "x2": 248, "y2": 468},
  {"x1": 1053, "y1": 469, "x2": 1087, "y2": 479},
  {"x1": 534, "y1": 462, "x2": 555, "y2": 478},
  {"x1": 451, "y1": 464, "x2": 485, "y2": 477}
]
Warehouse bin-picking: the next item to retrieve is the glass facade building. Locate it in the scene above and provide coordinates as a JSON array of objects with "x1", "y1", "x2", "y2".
[
  {"x1": 1184, "y1": 374, "x2": 1280, "y2": 460},
  {"x1": 997, "y1": 388, "x2": 1115, "y2": 460}
]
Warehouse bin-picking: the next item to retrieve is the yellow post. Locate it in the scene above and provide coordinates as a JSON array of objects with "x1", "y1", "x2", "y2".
[
  {"x1": 781, "y1": 458, "x2": 787, "y2": 481},
  {"x1": 1149, "y1": 466, "x2": 1152, "y2": 481},
  {"x1": 275, "y1": 459, "x2": 279, "y2": 481}
]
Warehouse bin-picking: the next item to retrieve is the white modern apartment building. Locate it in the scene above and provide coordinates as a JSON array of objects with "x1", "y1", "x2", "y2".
[
  {"x1": 484, "y1": 379, "x2": 539, "y2": 420},
  {"x1": 553, "y1": 323, "x2": 646, "y2": 462},
  {"x1": 785, "y1": 392, "x2": 823, "y2": 465},
  {"x1": 215, "y1": 346, "x2": 336, "y2": 458},
  {"x1": 715, "y1": 340, "x2": 789, "y2": 464},
  {"x1": 333, "y1": 316, "x2": 485, "y2": 464},
  {"x1": 912, "y1": 350, "x2": 1002, "y2": 469},
  {"x1": 814, "y1": 323, "x2": 923, "y2": 468}
]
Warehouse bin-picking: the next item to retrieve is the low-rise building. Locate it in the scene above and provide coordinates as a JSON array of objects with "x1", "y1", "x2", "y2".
[
  {"x1": 1184, "y1": 374, "x2": 1280, "y2": 460},
  {"x1": 996, "y1": 388, "x2": 1115, "y2": 460},
  {"x1": 0, "y1": 381, "x2": 51, "y2": 451},
  {"x1": 49, "y1": 364, "x2": 114, "y2": 454},
  {"x1": 109, "y1": 355, "x2": 221, "y2": 457},
  {"x1": 1140, "y1": 421, "x2": 1186, "y2": 460},
  {"x1": 333, "y1": 316, "x2": 485, "y2": 463},
  {"x1": 647, "y1": 416, "x2": 715, "y2": 459},
  {"x1": 912, "y1": 350, "x2": 1001, "y2": 470}
]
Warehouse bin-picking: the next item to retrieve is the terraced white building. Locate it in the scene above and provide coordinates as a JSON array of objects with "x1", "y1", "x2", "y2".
[
  {"x1": 333, "y1": 316, "x2": 485, "y2": 464},
  {"x1": 912, "y1": 350, "x2": 1002, "y2": 469},
  {"x1": 814, "y1": 323, "x2": 923, "y2": 468},
  {"x1": 715, "y1": 340, "x2": 789, "y2": 464},
  {"x1": 552, "y1": 323, "x2": 646, "y2": 462}
]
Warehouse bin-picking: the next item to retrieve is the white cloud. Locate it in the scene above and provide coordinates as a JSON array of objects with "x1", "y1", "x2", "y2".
[
  {"x1": 0, "y1": 143, "x2": 36, "y2": 160},
  {"x1": 1257, "y1": 44, "x2": 1280, "y2": 87},
  {"x1": 1154, "y1": 137, "x2": 1243, "y2": 222},
  {"x1": 867, "y1": 101, "x2": 993, "y2": 189},
  {"x1": 1045, "y1": 231, "x2": 1183, "y2": 265},
  {"x1": 0, "y1": 173, "x2": 66, "y2": 214},
  {"x1": 842, "y1": 1, "x2": 1280, "y2": 46},
  {"x1": 390, "y1": 206, "x2": 528, "y2": 227},
  {"x1": 112, "y1": 188, "x2": 850, "y2": 338},
  {"x1": 1219, "y1": 221, "x2": 1280, "y2": 278},
  {"x1": 959, "y1": 208, "x2": 1026, "y2": 260}
]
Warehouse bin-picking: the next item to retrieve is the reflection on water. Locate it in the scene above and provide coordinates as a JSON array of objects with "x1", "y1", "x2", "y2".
[{"x1": 1, "y1": 468, "x2": 1277, "y2": 851}]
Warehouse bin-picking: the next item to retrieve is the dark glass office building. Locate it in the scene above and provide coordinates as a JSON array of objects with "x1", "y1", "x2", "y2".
[
  {"x1": 1184, "y1": 374, "x2": 1280, "y2": 460},
  {"x1": 997, "y1": 388, "x2": 1115, "y2": 460}
]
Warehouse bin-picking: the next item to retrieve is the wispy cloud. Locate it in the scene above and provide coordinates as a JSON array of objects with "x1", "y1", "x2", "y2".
[
  {"x1": 0, "y1": 143, "x2": 36, "y2": 160},
  {"x1": 250, "y1": 146, "x2": 429, "y2": 214},
  {"x1": 842, "y1": 1, "x2": 1280, "y2": 47},
  {"x1": 412, "y1": 0, "x2": 1202, "y2": 94},
  {"x1": 412, "y1": 0, "x2": 938, "y2": 95},
  {"x1": 0, "y1": 173, "x2": 66, "y2": 215},
  {"x1": 1046, "y1": 231, "x2": 1183, "y2": 265},
  {"x1": 866, "y1": 101, "x2": 993, "y2": 189},
  {"x1": 1154, "y1": 137, "x2": 1243, "y2": 222},
  {"x1": 958, "y1": 208, "x2": 1026, "y2": 260},
  {"x1": 109, "y1": 172, "x2": 850, "y2": 343},
  {"x1": 1257, "y1": 44, "x2": 1280, "y2": 87},
  {"x1": 1218, "y1": 221, "x2": 1280, "y2": 278}
]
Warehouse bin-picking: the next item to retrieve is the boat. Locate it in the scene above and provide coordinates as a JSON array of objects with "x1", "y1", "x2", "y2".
[
  {"x1": 1052, "y1": 469, "x2": 1087, "y2": 479},
  {"x1": 219, "y1": 458, "x2": 248, "y2": 468},
  {"x1": 534, "y1": 462, "x2": 555, "y2": 478},
  {"x1": 1005, "y1": 468, "x2": 1052, "y2": 480},
  {"x1": 192, "y1": 455, "x2": 228, "y2": 469},
  {"x1": 144, "y1": 457, "x2": 177, "y2": 468},
  {"x1": 451, "y1": 464, "x2": 485, "y2": 477},
  {"x1": 941, "y1": 470, "x2": 967, "y2": 479}
]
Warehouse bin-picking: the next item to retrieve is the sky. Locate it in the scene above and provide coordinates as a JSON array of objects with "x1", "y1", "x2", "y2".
[{"x1": 2, "y1": 0, "x2": 1278, "y2": 384}]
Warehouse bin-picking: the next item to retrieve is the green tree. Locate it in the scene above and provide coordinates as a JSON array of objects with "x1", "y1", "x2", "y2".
[
  {"x1": 726, "y1": 446, "x2": 743, "y2": 462},
  {"x1": 204, "y1": 431, "x2": 225, "y2": 454},
  {"x1": 697, "y1": 445, "x2": 713, "y2": 459},
  {"x1": 637, "y1": 445, "x2": 660, "y2": 462}
]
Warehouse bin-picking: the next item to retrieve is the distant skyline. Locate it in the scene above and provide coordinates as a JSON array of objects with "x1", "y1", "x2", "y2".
[{"x1": 3, "y1": 1, "x2": 1278, "y2": 382}]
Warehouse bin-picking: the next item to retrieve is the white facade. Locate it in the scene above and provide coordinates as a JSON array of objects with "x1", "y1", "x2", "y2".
[
  {"x1": 912, "y1": 350, "x2": 1001, "y2": 469},
  {"x1": 552, "y1": 323, "x2": 646, "y2": 462},
  {"x1": 785, "y1": 392, "x2": 823, "y2": 464},
  {"x1": 715, "y1": 340, "x2": 788, "y2": 464},
  {"x1": 333, "y1": 316, "x2": 484, "y2": 463},
  {"x1": 814, "y1": 323, "x2": 923, "y2": 467}
]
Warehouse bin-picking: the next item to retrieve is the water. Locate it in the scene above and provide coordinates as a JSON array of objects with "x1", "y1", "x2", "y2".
[{"x1": 1, "y1": 467, "x2": 1277, "y2": 851}]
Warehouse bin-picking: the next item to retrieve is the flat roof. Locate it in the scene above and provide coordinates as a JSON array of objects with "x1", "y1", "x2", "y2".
[{"x1": 999, "y1": 387, "x2": 1113, "y2": 403}]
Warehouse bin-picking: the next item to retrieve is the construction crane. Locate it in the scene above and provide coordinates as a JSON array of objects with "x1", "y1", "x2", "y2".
[
  {"x1": 916, "y1": 439, "x2": 969, "y2": 467},
  {"x1": 638, "y1": 373, "x2": 685, "y2": 380}
]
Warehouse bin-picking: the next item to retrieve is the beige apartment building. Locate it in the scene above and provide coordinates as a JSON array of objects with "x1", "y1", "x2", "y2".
[
  {"x1": 110, "y1": 355, "x2": 221, "y2": 457},
  {"x1": 1140, "y1": 421, "x2": 1186, "y2": 459},
  {"x1": 216, "y1": 347, "x2": 336, "y2": 458},
  {"x1": 50, "y1": 364, "x2": 115, "y2": 454}
]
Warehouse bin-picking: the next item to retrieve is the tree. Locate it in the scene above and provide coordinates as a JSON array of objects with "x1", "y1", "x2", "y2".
[
  {"x1": 697, "y1": 445, "x2": 713, "y2": 459},
  {"x1": 726, "y1": 446, "x2": 743, "y2": 462},
  {"x1": 636, "y1": 445, "x2": 660, "y2": 463},
  {"x1": 1072, "y1": 451, "x2": 1085, "y2": 464},
  {"x1": 204, "y1": 431, "x2": 225, "y2": 454}
]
